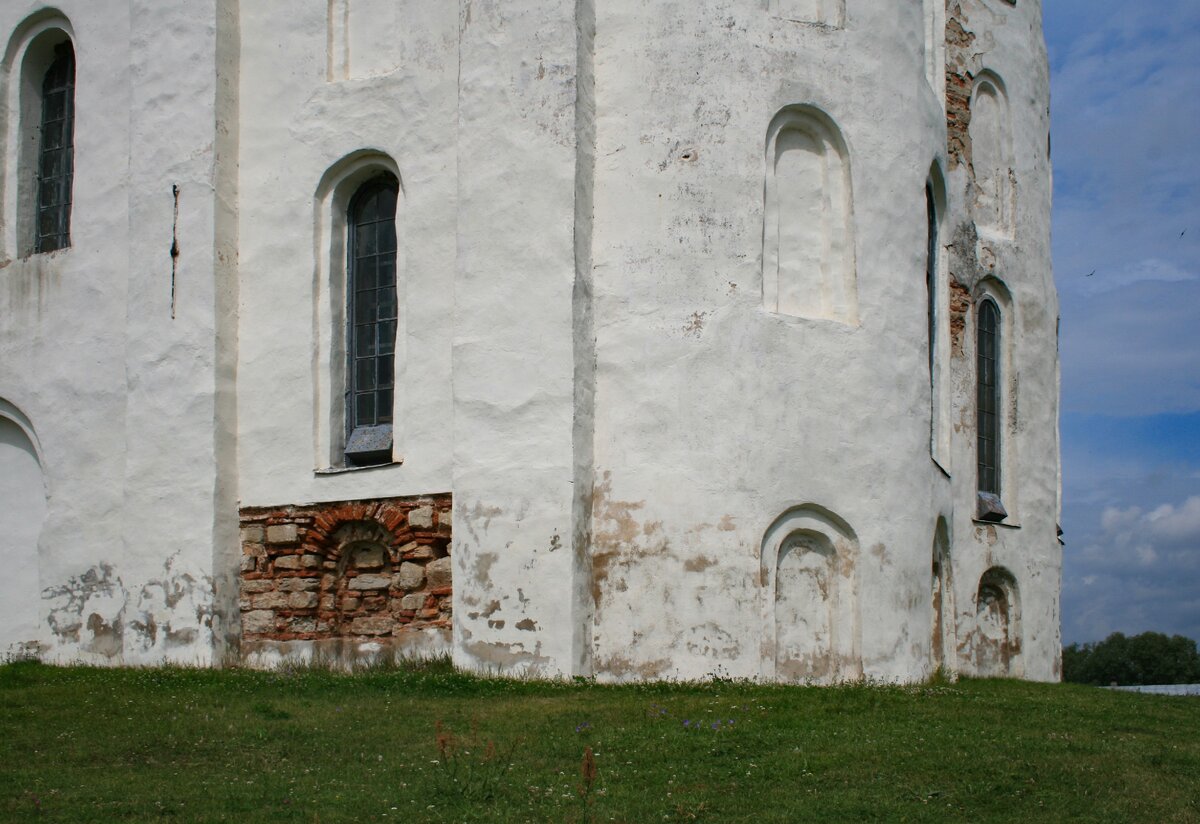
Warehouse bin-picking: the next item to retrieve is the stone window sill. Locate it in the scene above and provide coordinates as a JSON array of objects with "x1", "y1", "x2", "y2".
[{"x1": 315, "y1": 459, "x2": 403, "y2": 476}]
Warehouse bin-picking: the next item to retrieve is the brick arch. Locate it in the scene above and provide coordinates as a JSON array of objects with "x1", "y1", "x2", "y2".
[{"x1": 239, "y1": 494, "x2": 452, "y2": 645}]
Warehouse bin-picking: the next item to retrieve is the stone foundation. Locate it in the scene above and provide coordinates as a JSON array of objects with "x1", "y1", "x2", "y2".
[{"x1": 238, "y1": 494, "x2": 452, "y2": 664}]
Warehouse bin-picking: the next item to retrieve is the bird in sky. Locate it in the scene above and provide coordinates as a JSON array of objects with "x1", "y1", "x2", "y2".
[{"x1": 1085, "y1": 270, "x2": 1095, "y2": 277}]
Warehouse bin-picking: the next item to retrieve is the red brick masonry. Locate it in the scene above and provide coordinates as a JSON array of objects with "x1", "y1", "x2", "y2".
[{"x1": 239, "y1": 495, "x2": 452, "y2": 642}]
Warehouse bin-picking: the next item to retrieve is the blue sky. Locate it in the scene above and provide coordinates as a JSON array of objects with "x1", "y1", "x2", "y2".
[{"x1": 1043, "y1": 0, "x2": 1200, "y2": 643}]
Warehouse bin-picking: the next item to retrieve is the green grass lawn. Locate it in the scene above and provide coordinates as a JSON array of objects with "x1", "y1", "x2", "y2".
[{"x1": 1, "y1": 660, "x2": 1197, "y2": 823}]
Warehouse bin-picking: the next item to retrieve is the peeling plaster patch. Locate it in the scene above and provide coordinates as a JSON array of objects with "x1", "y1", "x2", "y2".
[
  {"x1": 596, "y1": 654, "x2": 671, "y2": 681},
  {"x1": 516, "y1": 618, "x2": 538, "y2": 631},
  {"x1": 948, "y1": 273, "x2": 973, "y2": 357},
  {"x1": 683, "y1": 555, "x2": 717, "y2": 573},
  {"x1": 682, "y1": 622, "x2": 738, "y2": 660},
  {"x1": 129, "y1": 552, "x2": 215, "y2": 654},
  {"x1": 590, "y1": 472, "x2": 651, "y2": 608},
  {"x1": 467, "y1": 598, "x2": 502, "y2": 623},
  {"x1": 682, "y1": 311, "x2": 707, "y2": 337},
  {"x1": 717, "y1": 515, "x2": 736, "y2": 531},
  {"x1": 473, "y1": 552, "x2": 500, "y2": 584},
  {"x1": 44, "y1": 564, "x2": 127, "y2": 655},
  {"x1": 461, "y1": 502, "x2": 503, "y2": 543},
  {"x1": 464, "y1": 639, "x2": 550, "y2": 672},
  {"x1": 86, "y1": 613, "x2": 123, "y2": 658},
  {"x1": 975, "y1": 524, "x2": 998, "y2": 546}
]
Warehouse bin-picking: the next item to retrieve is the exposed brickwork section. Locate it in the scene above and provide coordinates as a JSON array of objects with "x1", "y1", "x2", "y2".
[
  {"x1": 948, "y1": 274, "x2": 973, "y2": 358},
  {"x1": 945, "y1": 2, "x2": 977, "y2": 170},
  {"x1": 239, "y1": 494, "x2": 452, "y2": 643}
]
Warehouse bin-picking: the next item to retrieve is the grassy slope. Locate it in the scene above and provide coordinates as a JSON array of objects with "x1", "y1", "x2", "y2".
[{"x1": 0, "y1": 661, "x2": 1197, "y2": 823}]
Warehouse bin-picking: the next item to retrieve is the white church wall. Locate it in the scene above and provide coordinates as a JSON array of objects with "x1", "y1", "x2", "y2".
[
  {"x1": 0, "y1": 0, "x2": 236, "y2": 664},
  {"x1": 944, "y1": 0, "x2": 1060, "y2": 681},
  {"x1": 236, "y1": 0, "x2": 457, "y2": 508},
  {"x1": 0, "y1": 0, "x2": 1060, "y2": 681},
  {"x1": 449, "y1": 0, "x2": 596, "y2": 677}
]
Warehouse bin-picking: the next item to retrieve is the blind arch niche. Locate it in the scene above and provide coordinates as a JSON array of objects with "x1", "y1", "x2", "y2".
[
  {"x1": 762, "y1": 106, "x2": 858, "y2": 324},
  {"x1": 760, "y1": 504, "x2": 862, "y2": 684}
]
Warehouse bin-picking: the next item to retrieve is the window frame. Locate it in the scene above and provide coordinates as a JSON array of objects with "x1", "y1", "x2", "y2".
[
  {"x1": 975, "y1": 296, "x2": 1005, "y2": 520},
  {"x1": 2, "y1": 15, "x2": 77, "y2": 260},
  {"x1": 343, "y1": 173, "x2": 400, "y2": 467},
  {"x1": 33, "y1": 39, "x2": 74, "y2": 254}
]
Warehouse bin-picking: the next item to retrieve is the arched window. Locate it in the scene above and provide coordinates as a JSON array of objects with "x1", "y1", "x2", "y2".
[
  {"x1": 926, "y1": 183, "x2": 938, "y2": 394},
  {"x1": 34, "y1": 40, "x2": 74, "y2": 253},
  {"x1": 344, "y1": 174, "x2": 399, "y2": 466},
  {"x1": 976, "y1": 297, "x2": 1004, "y2": 518}
]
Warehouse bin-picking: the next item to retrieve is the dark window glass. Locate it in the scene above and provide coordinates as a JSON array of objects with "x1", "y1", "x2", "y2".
[
  {"x1": 35, "y1": 42, "x2": 74, "y2": 253},
  {"x1": 346, "y1": 175, "x2": 399, "y2": 443},
  {"x1": 976, "y1": 299, "x2": 1001, "y2": 495},
  {"x1": 926, "y1": 184, "x2": 937, "y2": 381}
]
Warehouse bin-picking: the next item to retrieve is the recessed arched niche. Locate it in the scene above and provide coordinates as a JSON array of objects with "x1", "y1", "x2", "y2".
[
  {"x1": 762, "y1": 106, "x2": 858, "y2": 324},
  {"x1": 761, "y1": 504, "x2": 861, "y2": 683},
  {"x1": 0, "y1": 404, "x2": 47, "y2": 656},
  {"x1": 974, "y1": 566, "x2": 1021, "y2": 677},
  {"x1": 968, "y1": 72, "x2": 1014, "y2": 234}
]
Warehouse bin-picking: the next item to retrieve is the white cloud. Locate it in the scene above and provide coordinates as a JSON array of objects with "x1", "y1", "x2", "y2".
[
  {"x1": 1147, "y1": 496, "x2": 1200, "y2": 544},
  {"x1": 1101, "y1": 504, "x2": 1141, "y2": 532}
]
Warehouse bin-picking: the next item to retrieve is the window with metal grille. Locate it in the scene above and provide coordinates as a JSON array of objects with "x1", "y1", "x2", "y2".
[
  {"x1": 976, "y1": 298, "x2": 1001, "y2": 497},
  {"x1": 926, "y1": 184, "x2": 937, "y2": 388},
  {"x1": 344, "y1": 174, "x2": 398, "y2": 466},
  {"x1": 35, "y1": 41, "x2": 74, "y2": 254}
]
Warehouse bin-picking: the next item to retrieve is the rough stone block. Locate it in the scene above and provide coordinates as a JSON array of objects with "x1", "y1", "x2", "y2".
[
  {"x1": 319, "y1": 595, "x2": 336, "y2": 611},
  {"x1": 266, "y1": 524, "x2": 299, "y2": 544},
  {"x1": 353, "y1": 546, "x2": 386, "y2": 570},
  {"x1": 240, "y1": 556, "x2": 258, "y2": 573},
  {"x1": 426, "y1": 557, "x2": 452, "y2": 589},
  {"x1": 394, "y1": 562, "x2": 424, "y2": 591},
  {"x1": 274, "y1": 555, "x2": 303, "y2": 571},
  {"x1": 402, "y1": 543, "x2": 434, "y2": 560},
  {"x1": 409, "y1": 506, "x2": 434, "y2": 530},
  {"x1": 340, "y1": 596, "x2": 361, "y2": 611},
  {"x1": 242, "y1": 542, "x2": 265, "y2": 557},
  {"x1": 436, "y1": 509, "x2": 452, "y2": 534},
  {"x1": 302, "y1": 554, "x2": 323, "y2": 569},
  {"x1": 349, "y1": 574, "x2": 391, "y2": 591},
  {"x1": 241, "y1": 526, "x2": 265, "y2": 543},
  {"x1": 241, "y1": 580, "x2": 275, "y2": 594},
  {"x1": 287, "y1": 592, "x2": 320, "y2": 610},
  {"x1": 288, "y1": 618, "x2": 317, "y2": 633},
  {"x1": 399, "y1": 593, "x2": 424, "y2": 610},
  {"x1": 251, "y1": 591, "x2": 290, "y2": 610},
  {"x1": 278, "y1": 578, "x2": 319, "y2": 593},
  {"x1": 351, "y1": 615, "x2": 395, "y2": 636},
  {"x1": 243, "y1": 610, "x2": 276, "y2": 634}
]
